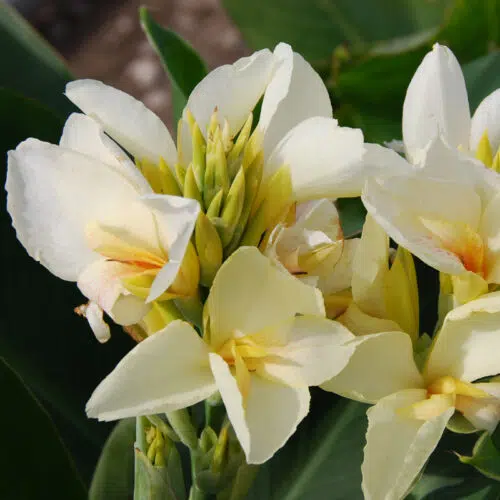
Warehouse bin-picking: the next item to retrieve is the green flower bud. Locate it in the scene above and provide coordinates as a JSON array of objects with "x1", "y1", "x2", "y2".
[{"x1": 195, "y1": 211, "x2": 223, "y2": 286}]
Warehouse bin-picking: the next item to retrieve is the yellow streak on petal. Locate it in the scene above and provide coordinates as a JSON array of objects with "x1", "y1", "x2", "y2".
[
  {"x1": 397, "y1": 393, "x2": 455, "y2": 420},
  {"x1": 475, "y1": 131, "x2": 493, "y2": 168},
  {"x1": 233, "y1": 342, "x2": 251, "y2": 403}
]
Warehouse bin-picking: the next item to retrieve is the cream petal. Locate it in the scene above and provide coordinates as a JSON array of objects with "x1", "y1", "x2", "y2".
[
  {"x1": 65, "y1": 79, "x2": 176, "y2": 166},
  {"x1": 424, "y1": 292, "x2": 500, "y2": 383},
  {"x1": 480, "y1": 191, "x2": 500, "y2": 284},
  {"x1": 266, "y1": 117, "x2": 365, "y2": 201},
  {"x1": 402, "y1": 44, "x2": 470, "y2": 162},
  {"x1": 209, "y1": 353, "x2": 310, "y2": 464},
  {"x1": 77, "y1": 259, "x2": 151, "y2": 326},
  {"x1": 321, "y1": 331, "x2": 423, "y2": 403},
  {"x1": 87, "y1": 321, "x2": 216, "y2": 421},
  {"x1": 457, "y1": 382, "x2": 500, "y2": 433},
  {"x1": 258, "y1": 315, "x2": 355, "y2": 387},
  {"x1": 470, "y1": 88, "x2": 500, "y2": 153},
  {"x1": 339, "y1": 302, "x2": 402, "y2": 336},
  {"x1": 362, "y1": 174, "x2": 481, "y2": 275},
  {"x1": 60, "y1": 113, "x2": 152, "y2": 194},
  {"x1": 83, "y1": 301, "x2": 111, "y2": 343},
  {"x1": 207, "y1": 247, "x2": 324, "y2": 349},
  {"x1": 259, "y1": 43, "x2": 332, "y2": 157},
  {"x1": 185, "y1": 49, "x2": 274, "y2": 137},
  {"x1": 139, "y1": 195, "x2": 200, "y2": 301},
  {"x1": 6, "y1": 139, "x2": 144, "y2": 282},
  {"x1": 362, "y1": 389, "x2": 454, "y2": 500}
]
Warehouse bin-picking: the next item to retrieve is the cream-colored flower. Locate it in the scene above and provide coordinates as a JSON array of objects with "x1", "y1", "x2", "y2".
[
  {"x1": 6, "y1": 115, "x2": 199, "y2": 342},
  {"x1": 323, "y1": 292, "x2": 500, "y2": 500},
  {"x1": 403, "y1": 43, "x2": 500, "y2": 168},
  {"x1": 86, "y1": 247, "x2": 355, "y2": 463}
]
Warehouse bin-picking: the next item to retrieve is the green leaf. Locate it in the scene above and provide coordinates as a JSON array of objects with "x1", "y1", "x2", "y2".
[
  {"x1": 0, "y1": 2, "x2": 73, "y2": 115},
  {"x1": 459, "y1": 432, "x2": 500, "y2": 481},
  {"x1": 463, "y1": 51, "x2": 500, "y2": 111},
  {"x1": 0, "y1": 89, "x2": 136, "y2": 482},
  {"x1": 0, "y1": 357, "x2": 86, "y2": 499},
  {"x1": 140, "y1": 7, "x2": 208, "y2": 124},
  {"x1": 336, "y1": 197, "x2": 367, "y2": 238},
  {"x1": 248, "y1": 395, "x2": 368, "y2": 500},
  {"x1": 223, "y1": 0, "x2": 452, "y2": 61},
  {"x1": 89, "y1": 419, "x2": 136, "y2": 500}
]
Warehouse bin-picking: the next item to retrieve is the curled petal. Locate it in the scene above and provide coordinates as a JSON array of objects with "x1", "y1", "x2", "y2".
[{"x1": 470, "y1": 88, "x2": 500, "y2": 154}]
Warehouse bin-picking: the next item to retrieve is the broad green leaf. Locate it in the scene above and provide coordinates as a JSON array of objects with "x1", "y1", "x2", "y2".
[
  {"x1": 0, "y1": 89, "x2": 136, "y2": 482},
  {"x1": 0, "y1": 2, "x2": 73, "y2": 115},
  {"x1": 0, "y1": 357, "x2": 86, "y2": 499},
  {"x1": 140, "y1": 7, "x2": 208, "y2": 124},
  {"x1": 223, "y1": 0, "x2": 452, "y2": 61},
  {"x1": 89, "y1": 419, "x2": 136, "y2": 500},
  {"x1": 336, "y1": 197, "x2": 366, "y2": 238},
  {"x1": 463, "y1": 51, "x2": 500, "y2": 111},
  {"x1": 459, "y1": 432, "x2": 500, "y2": 481},
  {"x1": 248, "y1": 395, "x2": 367, "y2": 500}
]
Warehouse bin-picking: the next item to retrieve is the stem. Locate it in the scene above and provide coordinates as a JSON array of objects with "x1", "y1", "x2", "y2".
[{"x1": 188, "y1": 449, "x2": 206, "y2": 500}]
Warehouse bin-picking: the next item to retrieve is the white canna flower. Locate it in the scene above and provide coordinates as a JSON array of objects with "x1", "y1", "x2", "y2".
[
  {"x1": 264, "y1": 199, "x2": 359, "y2": 318},
  {"x1": 86, "y1": 247, "x2": 355, "y2": 464},
  {"x1": 65, "y1": 43, "x2": 405, "y2": 202},
  {"x1": 403, "y1": 43, "x2": 500, "y2": 167},
  {"x1": 362, "y1": 156, "x2": 500, "y2": 305},
  {"x1": 323, "y1": 292, "x2": 500, "y2": 500},
  {"x1": 6, "y1": 114, "x2": 200, "y2": 342}
]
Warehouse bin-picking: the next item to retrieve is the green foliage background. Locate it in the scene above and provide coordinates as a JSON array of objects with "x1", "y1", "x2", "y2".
[{"x1": 1, "y1": 0, "x2": 500, "y2": 498}]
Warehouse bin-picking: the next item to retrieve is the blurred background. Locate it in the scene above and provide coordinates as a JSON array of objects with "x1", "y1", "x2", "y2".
[{"x1": 6, "y1": 0, "x2": 248, "y2": 129}]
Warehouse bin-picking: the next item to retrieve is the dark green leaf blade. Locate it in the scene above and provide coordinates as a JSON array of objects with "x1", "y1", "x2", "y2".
[
  {"x1": 0, "y1": 357, "x2": 86, "y2": 499},
  {"x1": 459, "y1": 432, "x2": 500, "y2": 481},
  {"x1": 463, "y1": 51, "x2": 500, "y2": 112},
  {"x1": 140, "y1": 7, "x2": 208, "y2": 123}
]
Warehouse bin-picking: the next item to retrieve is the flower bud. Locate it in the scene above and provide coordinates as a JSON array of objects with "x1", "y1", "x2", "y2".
[{"x1": 195, "y1": 211, "x2": 223, "y2": 286}]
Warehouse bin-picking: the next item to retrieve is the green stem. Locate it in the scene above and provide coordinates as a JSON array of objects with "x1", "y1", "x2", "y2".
[{"x1": 189, "y1": 449, "x2": 206, "y2": 500}]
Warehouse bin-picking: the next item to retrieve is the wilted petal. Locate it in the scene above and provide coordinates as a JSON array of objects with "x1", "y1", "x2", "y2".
[
  {"x1": 258, "y1": 315, "x2": 355, "y2": 387},
  {"x1": 424, "y1": 292, "x2": 500, "y2": 383},
  {"x1": 259, "y1": 43, "x2": 332, "y2": 157},
  {"x1": 403, "y1": 44, "x2": 470, "y2": 162},
  {"x1": 362, "y1": 174, "x2": 481, "y2": 275},
  {"x1": 207, "y1": 247, "x2": 324, "y2": 349},
  {"x1": 321, "y1": 331, "x2": 423, "y2": 403},
  {"x1": 209, "y1": 353, "x2": 310, "y2": 464},
  {"x1": 66, "y1": 79, "x2": 176, "y2": 166},
  {"x1": 87, "y1": 320, "x2": 216, "y2": 421},
  {"x1": 82, "y1": 301, "x2": 111, "y2": 343},
  {"x1": 77, "y1": 259, "x2": 151, "y2": 326},
  {"x1": 185, "y1": 49, "x2": 274, "y2": 137},
  {"x1": 266, "y1": 117, "x2": 365, "y2": 201},
  {"x1": 6, "y1": 139, "x2": 144, "y2": 281},
  {"x1": 470, "y1": 88, "x2": 500, "y2": 154},
  {"x1": 60, "y1": 113, "x2": 152, "y2": 194},
  {"x1": 362, "y1": 389, "x2": 453, "y2": 500}
]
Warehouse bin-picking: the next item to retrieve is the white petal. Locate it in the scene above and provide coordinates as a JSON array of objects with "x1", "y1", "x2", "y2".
[
  {"x1": 339, "y1": 302, "x2": 402, "y2": 336},
  {"x1": 424, "y1": 291, "x2": 500, "y2": 383},
  {"x1": 403, "y1": 44, "x2": 470, "y2": 162},
  {"x1": 77, "y1": 259, "x2": 150, "y2": 325},
  {"x1": 351, "y1": 215, "x2": 389, "y2": 318},
  {"x1": 207, "y1": 247, "x2": 324, "y2": 349},
  {"x1": 82, "y1": 301, "x2": 111, "y2": 343},
  {"x1": 362, "y1": 389, "x2": 453, "y2": 500},
  {"x1": 321, "y1": 331, "x2": 423, "y2": 403},
  {"x1": 185, "y1": 49, "x2": 274, "y2": 137},
  {"x1": 266, "y1": 117, "x2": 365, "y2": 201},
  {"x1": 480, "y1": 191, "x2": 500, "y2": 283},
  {"x1": 209, "y1": 353, "x2": 310, "y2": 464},
  {"x1": 470, "y1": 88, "x2": 500, "y2": 153},
  {"x1": 457, "y1": 382, "x2": 500, "y2": 433},
  {"x1": 362, "y1": 174, "x2": 481, "y2": 275},
  {"x1": 87, "y1": 321, "x2": 216, "y2": 421},
  {"x1": 258, "y1": 315, "x2": 355, "y2": 387},
  {"x1": 6, "y1": 139, "x2": 144, "y2": 281},
  {"x1": 60, "y1": 113, "x2": 152, "y2": 194},
  {"x1": 139, "y1": 195, "x2": 200, "y2": 301},
  {"x1": 259, "y1": 43, "x2": 332, "y2": 157},
  {"x1": 65, "y1": 79, "x2": 176, "y2": 166}
]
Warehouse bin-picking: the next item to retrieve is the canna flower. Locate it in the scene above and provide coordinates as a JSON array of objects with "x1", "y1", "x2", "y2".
[
  {"x1": 264, "y1": 199, "x2": 359, "y2": 318},
  {"x1": 362, "y1": 159, "x2": 500, "y2": 305},
  {"x1": 403, "y1": 43, "x2": 500, "y2": 169},
  {"x1": 323, "y1": 292, "x2": 500, "y2": 500},
  {"x1": 6, "y1": 114, "x2": 200, "y2": 342},
  {"x1": 86, "y1": 247, "x2": 355, "y2": 464}
]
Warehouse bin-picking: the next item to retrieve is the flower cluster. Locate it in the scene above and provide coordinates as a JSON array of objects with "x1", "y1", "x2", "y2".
[{"x1": 6, "y1": 42, "x2": 500, "y2": 499}]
